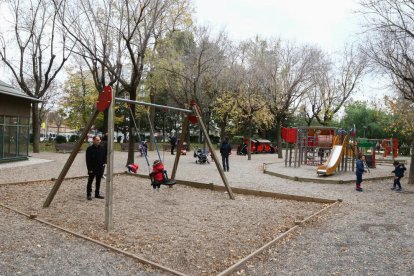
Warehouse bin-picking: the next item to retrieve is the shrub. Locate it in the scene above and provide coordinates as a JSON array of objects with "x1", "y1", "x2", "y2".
[
  {"x1": 55, "y1": 135, "x2": 67, "y2": 144},
  {"x1": 69, "y1": 135, "x2": 80, "y2": 142},
  {"x1": 399, "y1": 144, "x2": 411, "y2": 156}
]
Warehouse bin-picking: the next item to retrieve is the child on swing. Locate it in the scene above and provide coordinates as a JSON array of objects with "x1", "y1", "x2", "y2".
[{"x1": 150, "y1": 160, "x2": 164, "y2": 191}]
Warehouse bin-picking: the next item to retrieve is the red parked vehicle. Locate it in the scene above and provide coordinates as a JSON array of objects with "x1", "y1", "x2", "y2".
[{"x1": 237, "y1": 138, "x2": 277, "y2": 155}]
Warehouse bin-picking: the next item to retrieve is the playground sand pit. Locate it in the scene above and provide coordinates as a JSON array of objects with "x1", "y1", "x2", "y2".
[{"x1": 0, "y1": 175, "x2": 326, "y2": 275}]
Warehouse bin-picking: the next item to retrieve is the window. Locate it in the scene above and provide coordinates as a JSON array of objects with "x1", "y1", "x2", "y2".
[
  {"x1": 0, "y1": 115, "x2": 30, "y2": 161},
  {"x1": 5, "y1": 116, "x2": 18, "y2": 125},
  {"x1": 18, "y1": 126, "x2": 29, "y2": 157}
]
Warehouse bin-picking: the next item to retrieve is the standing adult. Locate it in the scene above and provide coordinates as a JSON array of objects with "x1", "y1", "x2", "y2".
[
  {"x1": 86, "y1": 136, "x2": 107, "y2": 200},
  {"x1": 220, "y1": 137, "x2": 232, "y2": 172},
  {"x1": 376, "y1": 141, "x2": 381, "y2": 153},
  {"x1": 169, "y1": 135, "x2": 177, "y2": 155}
]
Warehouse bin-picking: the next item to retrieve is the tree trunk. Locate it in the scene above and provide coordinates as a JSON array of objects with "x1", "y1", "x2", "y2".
[
  {"x1": 276, "y1": 119, "x2": 283, "y2": 159},
  {"x1": 248, "y1": 118, "x2": 252, "y2": 161},
  {"x1": 127, "y1": 92, "x2": 137, "y2": 165},
  {"x1": 32, "y1": 103, "x2": 40, "y2": 153},
  {"x1": 409, "y1": 138, "x2": 414, "y2": 185},
  {"x1": 219, "y1": 124, "x2": 226, "y2": 142},
  {"x1": 149, "y1": 89, "x2": 155, "y2": 151}
]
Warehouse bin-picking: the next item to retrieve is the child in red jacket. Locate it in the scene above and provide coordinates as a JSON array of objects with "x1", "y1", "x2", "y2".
[
  {"x1": 127, "y1": 163, "x2": 138, "y2": 174},
  {"x1": 150, "y1": 160, "x2": 164, "y2": 191}
]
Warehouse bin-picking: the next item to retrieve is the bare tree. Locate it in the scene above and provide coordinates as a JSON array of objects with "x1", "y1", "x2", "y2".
[
  {"x1": 359, "y1": 0, "x2": 414, "y2": 184},
  {"x1": 155, "y1": 26, "x2": 231, "y2": 144},
  {"x1": 312, "y1": 46, "x2": 367, "y2": 126},
  {"x1": 58, "y1": 0, "x2": 190, "y2": 164},
  {"x1": 0, "y1": 0, "x2": 71, "y2": 152},
  {"x1": 249, "y1": 37, "x2": 318, "y2": 158},
  {"x1": 48, "y1": 108, "x2": 66, "y2": 135}
]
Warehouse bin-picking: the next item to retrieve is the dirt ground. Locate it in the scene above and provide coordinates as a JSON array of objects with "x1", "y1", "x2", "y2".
[{"x1": 0, "y1": 175, "x2": 324, "y2": 275}]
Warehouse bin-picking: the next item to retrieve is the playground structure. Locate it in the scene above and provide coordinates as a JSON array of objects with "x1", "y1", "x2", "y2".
[
  {"x1": 282, "y1": 126, "x2": 336, "y2": 168},
  {"x1": 381, "y1": 138, "x2": 398, "y2": 158},
  {"x1": 282, "y1": 126, "x2": 400, "y2": 176},
  {"x1": 317, "y1": 135, "x2": 348, "y2": 176}
]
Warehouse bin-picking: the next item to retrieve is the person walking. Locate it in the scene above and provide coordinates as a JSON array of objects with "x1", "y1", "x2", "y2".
[
  {"x1": 86, "y1": 136, "x2": 107, "y2": 200},
  {"x1": 355, "y1": 153, "x2": 367, "y2": 192},
  {"x1": 391, "y1": 160, "x2": 406, "y2": 191},
  {"x1": 220, "y1": 137, "x2": 232, "y2": 172},
  {"x1": 169, "y1": 135, "x2": 177, "y2": 155}
]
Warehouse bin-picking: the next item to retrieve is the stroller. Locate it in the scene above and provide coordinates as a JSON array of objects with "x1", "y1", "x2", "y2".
[
  {"x1": 193, "y1": 147, "x2": 210, "y2": 164},
  {"x1": 237, "y1": 143, "x2": 248, "y2": 155}
]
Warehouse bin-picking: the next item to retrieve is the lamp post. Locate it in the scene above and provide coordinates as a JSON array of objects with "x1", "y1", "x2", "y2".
[{"x1": 363, "y1": 126, "x2": 367, "y2": 138}]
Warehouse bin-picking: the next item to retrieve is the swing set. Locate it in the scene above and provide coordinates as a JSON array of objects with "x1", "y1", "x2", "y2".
[
  {"x1": 127, "y1": 103, "x2": 175, "y2": 186},
  {"x1": 42, "y1": 86, "x2": 235, "y2": 230}
]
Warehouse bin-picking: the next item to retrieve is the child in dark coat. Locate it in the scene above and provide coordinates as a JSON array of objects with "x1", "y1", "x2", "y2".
[
  {"x1": 355, "y1": 153, "x2": 367, "y2": 192},
  {"x1": 391, "y1": 161, "x2": 406, "y2": 191}
]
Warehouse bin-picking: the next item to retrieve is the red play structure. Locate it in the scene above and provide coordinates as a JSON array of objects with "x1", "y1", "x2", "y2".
[{"x1": 381, "y1": 138, "x2": 398, "y2": 158}]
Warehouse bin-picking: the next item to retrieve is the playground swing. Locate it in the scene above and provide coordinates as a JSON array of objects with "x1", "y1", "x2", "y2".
[
  {"x1": 44, "y1": 88, "x2": 235, "y2": 231},
  {"x1": 128, "y1": 104, "x2": 176, "y2": 187}
]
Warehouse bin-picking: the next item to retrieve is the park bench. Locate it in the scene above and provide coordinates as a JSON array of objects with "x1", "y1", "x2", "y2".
[
  {"x1": 120, "y1": 142, "x2": 141, "y2": 152},
  {"x1": 55, "y1": 143, "x2": 78, "y2": 153}
]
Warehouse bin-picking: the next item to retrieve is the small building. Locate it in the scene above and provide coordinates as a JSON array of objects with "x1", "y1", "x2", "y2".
[{"x1": 0, "y1": 80, "x2": 40, "y2": 163}]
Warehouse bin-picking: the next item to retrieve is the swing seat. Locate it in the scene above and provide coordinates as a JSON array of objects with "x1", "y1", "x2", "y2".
[{"x1": 149, "y1": 170, "x2": 176, "y2": 186}]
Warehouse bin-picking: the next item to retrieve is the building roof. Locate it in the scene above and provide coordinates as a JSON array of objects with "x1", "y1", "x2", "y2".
[{"x1": 0, "y1": 80, "x2": 41, "y2": 102}]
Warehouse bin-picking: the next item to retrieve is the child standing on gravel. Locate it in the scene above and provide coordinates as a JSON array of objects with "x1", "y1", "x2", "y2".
[
  {"x1": 391, "y1": 160, "x2": 406, "y2": 191},
  {"x1": 355, "y1": 153, "x2": 367, "y2": 192}
]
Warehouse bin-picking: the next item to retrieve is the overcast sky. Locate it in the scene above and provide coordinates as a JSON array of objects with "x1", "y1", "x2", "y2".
[
  {"x1": 192, "y1": 0, "x2": 362, "y2": 52},
  {"x1": 192, "y1": 0, "x2": 392, "y2": 101},
  {"x1": 1, "y1": 0, "x2": 392, "y2": 101}
]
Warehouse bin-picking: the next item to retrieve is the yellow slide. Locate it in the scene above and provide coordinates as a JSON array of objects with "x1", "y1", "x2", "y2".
[{"x1": 317, "y1": 135, "x2": 348, "y2": 176}]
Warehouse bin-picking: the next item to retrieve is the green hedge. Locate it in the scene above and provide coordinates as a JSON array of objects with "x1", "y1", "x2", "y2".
[{"x1": 55, "y1": 135, "x2": 67, "y2": 144}]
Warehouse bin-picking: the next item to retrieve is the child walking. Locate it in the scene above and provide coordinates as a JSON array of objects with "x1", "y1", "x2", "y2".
[
  {"x1": 391, "y1": 160, "x2": 406, "y2": 191},
  {"x1": 355, "y1": 153, "x2": 367, "y2": 192}
]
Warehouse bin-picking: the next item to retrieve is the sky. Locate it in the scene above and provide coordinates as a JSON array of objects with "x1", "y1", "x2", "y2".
[
  {"x1": 192, "y1": 0, "x2": 361, "y2": 52},
  {"x1": 192, "y1": 0, "x2": 392, "y2": 101},
  {"x1": 0, "y1": 0, "x2": 392, "y2": 101}
]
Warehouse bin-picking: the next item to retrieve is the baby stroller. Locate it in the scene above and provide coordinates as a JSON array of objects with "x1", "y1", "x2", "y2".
[
  {"x1": 193, "y1": 147, "x2": 209, "y2": 164},
  {"x1": 237, "y1": 143, "x2": 248, "y2": 155}
]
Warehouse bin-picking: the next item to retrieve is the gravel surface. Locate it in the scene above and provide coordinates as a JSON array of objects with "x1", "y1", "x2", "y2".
[
  {"x1": 0, "y1": 175, "x2": 323, "y2": 275},
  {"x1": 0, "y1": 208, "x2": 165, "y2": 276},
  {"x1": 1, "y1": 150, "x2": 413, "y2": 275}
]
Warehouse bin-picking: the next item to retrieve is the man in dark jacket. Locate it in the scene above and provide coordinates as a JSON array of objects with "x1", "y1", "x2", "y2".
[
  {"x1": 86, "y1": 136, "x2": 107, "y2": 200},
  {"x1": 170, "y1": 135, "x2": 177, "y2": 155},
  {"x1": 220, "y1": 137, "x2": 232, "y2": 172}
]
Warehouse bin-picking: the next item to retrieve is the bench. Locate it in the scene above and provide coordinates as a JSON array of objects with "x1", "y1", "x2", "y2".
[
  {"x1": 120, "y1": 143, "x2": 141, "y2": 152},
  {"x1": 55, "y1": 143, "x2": 77, "y2": 153}
]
